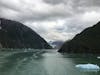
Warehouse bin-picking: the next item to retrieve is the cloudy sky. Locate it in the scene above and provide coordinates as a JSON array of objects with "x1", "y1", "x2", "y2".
[{"x1": 0, "y1": 0, "x2": 100, "y2": 42}]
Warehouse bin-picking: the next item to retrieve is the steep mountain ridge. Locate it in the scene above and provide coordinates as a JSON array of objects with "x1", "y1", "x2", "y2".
[
  {"x1": 58, "y1": 22, "x2": 100, "y2": 53},
  {"x1": 0, "y1": 18, "x2": 52, "y2": 49}
]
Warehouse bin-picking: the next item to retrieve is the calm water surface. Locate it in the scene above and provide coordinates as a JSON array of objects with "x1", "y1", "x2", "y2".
[{"x1": 0, "y1": 49, "x2": 100, "y2": 75}]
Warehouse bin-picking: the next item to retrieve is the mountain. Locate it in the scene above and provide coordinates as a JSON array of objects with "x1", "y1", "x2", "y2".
[
  {"x1": 49, "y1": 41, "x2": 64, "y2": 49},
  {"x1": 0, "y1": 18, "x2": 52, "y2": 49},
  {"x1": 58, "y1": 21, "x2": 100, "y2": 53}
]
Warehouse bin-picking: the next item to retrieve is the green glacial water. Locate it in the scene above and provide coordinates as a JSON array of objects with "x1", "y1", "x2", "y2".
[{"x1": 0, "y1": 49, "x2": 100, "y2": 75}]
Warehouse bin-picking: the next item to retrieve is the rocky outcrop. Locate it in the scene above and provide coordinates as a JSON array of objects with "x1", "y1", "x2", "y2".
[
  {"x1": 58, "y1": 22, "x2": 100, "y2": 53},
  {"x1": 0, "y1": 18, "x2": 52, "y2": 49}
]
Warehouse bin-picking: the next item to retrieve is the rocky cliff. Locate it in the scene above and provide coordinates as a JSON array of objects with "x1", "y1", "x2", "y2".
[
  {"x1": 58, "y1": 22, "x2": 100, "y2": 53},
  {"x1": 0, "y1": 18, "x2": 52, "y2": 49}
]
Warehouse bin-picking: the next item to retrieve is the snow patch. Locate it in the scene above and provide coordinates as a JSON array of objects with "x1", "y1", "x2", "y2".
[{"x1": 75, "y1": 64, "x2": 100, "y2": 72}]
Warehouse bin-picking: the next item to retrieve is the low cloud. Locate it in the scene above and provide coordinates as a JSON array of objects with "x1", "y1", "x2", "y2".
[{"x1": 0, "y1": 0, "x2": 100, "y2": 41}]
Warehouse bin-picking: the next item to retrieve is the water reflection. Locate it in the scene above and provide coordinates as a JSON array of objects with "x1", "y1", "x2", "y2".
[
  {"x1": 42, "y1": 51, "x2": 82, "y2": 75},
  {"x1": 0, "y1": 50, "x2": 100, "y2": 75},
  {"x1": 0, "y1": 52, "x2": 34, "y2": 74}
]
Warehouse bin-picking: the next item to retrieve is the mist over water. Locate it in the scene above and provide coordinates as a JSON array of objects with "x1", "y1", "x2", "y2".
[{"x1": 0, "y1": 49, "x2": 100, "y2": 75}]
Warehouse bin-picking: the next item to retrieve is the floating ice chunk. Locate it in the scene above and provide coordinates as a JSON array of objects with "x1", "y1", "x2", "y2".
[
  {"x1": 97, "y1": 56, "x2": 100, "y2": 59},
  {"x1": 75, "y1": 64, "x2": 100, "y2": 72},
  {"x1": 33, "y1": 54, "x2": 38, "y2": 58}
]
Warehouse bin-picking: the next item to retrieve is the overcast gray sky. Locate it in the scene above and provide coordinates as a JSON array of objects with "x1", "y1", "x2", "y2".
[{"x1": 0, "y1": 0, "x2": 100, "y2": 42}]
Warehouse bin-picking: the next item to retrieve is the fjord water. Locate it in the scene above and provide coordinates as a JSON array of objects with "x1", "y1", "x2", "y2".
[{"x1": 0, "y1": 49, "x2": 100, "y2": 75}]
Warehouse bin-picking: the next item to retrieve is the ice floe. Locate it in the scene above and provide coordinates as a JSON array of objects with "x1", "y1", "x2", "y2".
[
  {"x1": 75, "y1": 64, "x2": 100, "y2": 72},
  {"x1": 97, "y1": 56, "x2": 100, "y2": 59}
]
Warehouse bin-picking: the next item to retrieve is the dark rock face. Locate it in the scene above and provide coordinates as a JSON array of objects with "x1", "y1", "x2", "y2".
[
  {"x1": 58, "y1": 22, "x2": 100, "y2": 53},
  {"x1": 0, "y1": 18, "x2": 52, "y2": 49}
]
